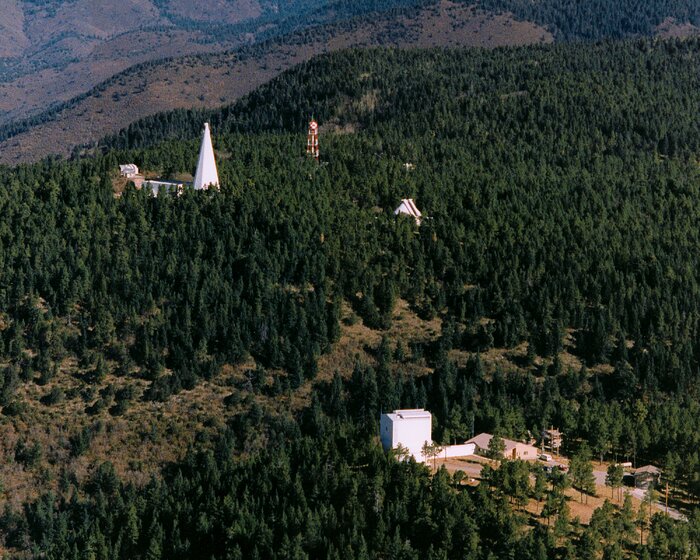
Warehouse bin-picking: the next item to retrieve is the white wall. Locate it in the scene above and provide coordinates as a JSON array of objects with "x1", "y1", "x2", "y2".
[
  {"x1": 443, "y1": 443, "x2": 476, "y2": 459},
  {"x1": 380, "y1": 414, "x2": 394, "y2": 453},
  {"x1": 395, "y1": 417, "x2": 431, "y2": 462}
]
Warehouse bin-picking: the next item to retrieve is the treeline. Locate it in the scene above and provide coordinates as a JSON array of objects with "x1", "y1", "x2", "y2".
[
  {"x1": 102, "y1": 40, "x2": 700, "y2": 157},
  {"x1": 474, "y1": 0, "x2": 700, "y2": 40}
]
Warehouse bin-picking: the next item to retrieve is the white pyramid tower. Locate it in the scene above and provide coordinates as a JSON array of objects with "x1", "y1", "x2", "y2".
[{"x1": 193, "y1": 122, "x2": 219, "y2": 190}]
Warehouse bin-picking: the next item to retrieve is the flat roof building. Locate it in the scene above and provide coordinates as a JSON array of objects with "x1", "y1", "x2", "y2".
[
  {"x1": 380, "y1": 409, "x2": 432, "y2": 462},
  {"x1": 144, "y1": 179, "x2": 187, "y2": 197}
]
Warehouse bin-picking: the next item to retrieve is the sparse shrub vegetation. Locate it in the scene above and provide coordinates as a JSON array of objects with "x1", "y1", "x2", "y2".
[
  {"x1": 14, "y1": 440, "x2": 42, "y2": 469},
  {"x1": 40, "y1": 386, "x2": 64, "y2": 405}
]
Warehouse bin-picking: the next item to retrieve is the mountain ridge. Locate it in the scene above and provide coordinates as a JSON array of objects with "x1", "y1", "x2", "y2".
[
  {"x1": 3, "y1": 0, "x2": 700, "y2": 165},
  {"x1": 0, "y1": 1, "x2": 552, "y2": 165},
  {"x1": 0, "y1": 0, "x2": 431, "y2": 124}
]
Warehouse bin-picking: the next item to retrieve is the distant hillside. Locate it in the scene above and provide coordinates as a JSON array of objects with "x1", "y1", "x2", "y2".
[
  {"x1": 0, "y1": 0, "x2": 242, "y2": 122},
  {"x1": 1, "y1": 0, "x2": 698, "y2": 165},
  {"x1": 0, "y1": 1, "x2": 551, "y2": 165},
  {"x1": 476, "y1": 0, "x2": 700, "y2": 40},
  {"x1": 0, "y1": 0, "x2": 431, "y2": 125}
]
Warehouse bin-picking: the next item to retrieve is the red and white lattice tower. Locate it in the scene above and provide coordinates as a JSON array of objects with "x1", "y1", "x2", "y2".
[{"x1": 306, "y1": 118, "x2": 319, "y2": 161}]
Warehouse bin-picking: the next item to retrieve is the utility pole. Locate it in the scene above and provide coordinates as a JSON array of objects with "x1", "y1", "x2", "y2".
[{"x1": 541, "y1": 430, "x2": 545, "y2": 455}]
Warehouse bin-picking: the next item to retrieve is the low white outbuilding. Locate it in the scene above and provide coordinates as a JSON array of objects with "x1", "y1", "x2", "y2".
[
  {"x1": 380, "y1": 409, "x2": 432, "y2": 462},
  {"x1": 144, "y1": 179, "x2": 186, "y2": 197},
  {"x1": 443, "y1": 443, "x2": 476, "y2": 459}
]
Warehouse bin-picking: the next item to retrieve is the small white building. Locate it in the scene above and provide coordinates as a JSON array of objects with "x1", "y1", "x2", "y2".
[
  {"x1": 119, "y1": 164, "x2": 139, "y2": 178},
  {"x1": 380, "y1": 409, "x2": 432, "y2": 462},
  {"x1": 394, "y1": 198, "x2": 422, "y2": 225},
  {"x1": 144, "y1": 179, "x2": 186, "y2": 197}
]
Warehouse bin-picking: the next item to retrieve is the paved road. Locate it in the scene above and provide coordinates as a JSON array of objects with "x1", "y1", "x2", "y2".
[
  {"x1": 629, "y1": 487, "x2": 685, "y2": 521},
  {"x1": 592, "y1": 469, "x2": 686, "y2": 521},
  {"x1": 592, "y1": 469, "x2": 607, "y2": 486}
]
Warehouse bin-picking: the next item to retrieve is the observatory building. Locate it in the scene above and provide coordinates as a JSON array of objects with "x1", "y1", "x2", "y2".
[
  {"x1": 394, "y1": 198, "x2": 423, "y2": 225},
  {"x1": 119, "y1": 164, "x2": 139, "y2": 178},
  {"x1": 380, "y1": 409, "x2": 432, "y2": 462},
  {"x1": 193, "y1": 122, "x2": 220, "y2": 190},
  {"x1": 380, "y1": 408, "x2": 478, "y2": 462}
]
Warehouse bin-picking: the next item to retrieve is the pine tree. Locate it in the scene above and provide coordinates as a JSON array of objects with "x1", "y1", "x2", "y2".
[
  {"x1": 570, "y1": 445, "x2": 596, "y2": 503},
  {"x1": 605, "y1": 464, "x2": 624, "y2": 502},
  {"x1": 487, "y1": 434, "x2": 506, "y2": 461}
]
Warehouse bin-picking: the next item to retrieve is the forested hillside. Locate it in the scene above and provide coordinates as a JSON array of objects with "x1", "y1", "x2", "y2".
[
  {"x1": 2, "y1": 41, "x2": 700, "y2": 556},
  {"x1": 475, "y1": 0, "x2": 700, "y2": 40}
]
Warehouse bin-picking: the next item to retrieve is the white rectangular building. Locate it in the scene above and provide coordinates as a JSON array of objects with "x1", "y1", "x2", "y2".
[
  {"x1": 380, "y1": 409, "x2": 432, "y2": 462},
  {"x1": 119, "y1": 164, "x2": 139, "y2": 178}
]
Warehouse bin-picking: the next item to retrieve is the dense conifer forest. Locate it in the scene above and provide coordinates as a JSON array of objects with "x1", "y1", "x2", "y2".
[
  {"x1": 475, "y1": 0, "x2": 700, "y2": 40},
  {"x1": 2, "y1": 40, "x2": 700, "y2": 557}
]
